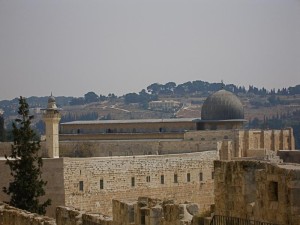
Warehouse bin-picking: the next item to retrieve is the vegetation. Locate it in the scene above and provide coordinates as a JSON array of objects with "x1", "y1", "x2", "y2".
[
  {"x1": 124, "y1": 89, "x2": 158, "y2": 108},
  {"x1": 3, "y1": 97, "x2": 51, "y2": 215},
  {"x1": 0, "y1": 115, "x2": 5, "y2": 141},
  {"x1": 0, "y1": 80, "x2": 299, "y2": 146}
]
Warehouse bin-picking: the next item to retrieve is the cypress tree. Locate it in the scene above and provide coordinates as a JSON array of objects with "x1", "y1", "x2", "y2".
[
  {"x1": 3, "y1": 96, "x2": 51, "y2": 215},
  {"x1": 0, "y1": 115, "x2": 4, "y2": 141}
]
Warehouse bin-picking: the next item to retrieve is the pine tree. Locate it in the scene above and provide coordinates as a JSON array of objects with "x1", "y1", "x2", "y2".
[{"x1": 3, "y1": 97, "x2": 51, "y2": 215}]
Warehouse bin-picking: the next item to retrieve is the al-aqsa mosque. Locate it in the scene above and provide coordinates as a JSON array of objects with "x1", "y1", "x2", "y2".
[{"x1": 0, "y1": 89, "x2": 297, "y2": 224}]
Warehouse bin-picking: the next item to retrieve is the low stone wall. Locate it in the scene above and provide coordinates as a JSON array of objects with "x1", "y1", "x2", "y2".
[
  {"x1": 0, "y1": 202, "x2": 56, "y2": 225},
  {"x1": 0, "y1": 142, "x2": 48, "y2": 158},
  {"x1": 0, "y1": 199, "x2": 206, "y2": 225}
]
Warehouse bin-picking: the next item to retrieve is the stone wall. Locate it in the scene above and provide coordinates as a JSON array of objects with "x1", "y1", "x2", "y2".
[
  {"x1": 56, "y1": 206, "x2": 113, "y2": 225},
  {"x1": 278, "y1": 150, "x2": 300, "y2": 164},
  {"x1": 0, "y1": 158, "x2": 65, "y2": 218},
  {"x1": 0, "y1": 128, "x2": 294, "y2": 159},
  {"x1": 63, "y1": 151, "x2": 217, "y2": 216},
  {"x1": 0, "y1": 142, "x2": 48, "y2": 157},
  {"x1": 0, "y1": 143, "x2": 11, "y2": 158},
  {"x1": 186, "y1": 128, "x2": 295, "y2": 159},
  {"x1": 0, "y1": 197, "x2": 202, "y2": 225},
  {"x1": 0, "y1": 202, "x2": 56, "y2": 225},
  {"x1": 214, "y1": 160, "x2": 300, "y2": 225},
  {"x1": 58, "y1": 140, "x2": 218, "y2": 158},
  {"x1": 112, "y1": 197, "x2": 201, "y2": 225}
]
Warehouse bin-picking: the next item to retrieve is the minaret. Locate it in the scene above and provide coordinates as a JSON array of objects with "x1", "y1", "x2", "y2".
[{"x1": 42, "y1": 94, "x2": 61, "y2": 158}]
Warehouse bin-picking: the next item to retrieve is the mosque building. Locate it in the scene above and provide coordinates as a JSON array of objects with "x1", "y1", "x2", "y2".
[{"x1": 0, "y1": 89, "x2": 295, "y2": 218}]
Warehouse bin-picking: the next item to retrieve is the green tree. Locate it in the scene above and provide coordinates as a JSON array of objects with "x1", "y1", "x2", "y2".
[
  {"x1": 84, "y1": 91, "x2": 99, "y2": 103},
  {"x1": 3, "y1": 97, "x2": 51, "y2": 215},
  {"x1": 0, "y1": 114, "x2": 5, "y2": 141}
]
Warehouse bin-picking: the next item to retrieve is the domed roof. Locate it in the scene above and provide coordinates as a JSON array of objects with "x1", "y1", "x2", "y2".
[{"x1": 201, "y1": 89, "x2": 244, "y2": 120}]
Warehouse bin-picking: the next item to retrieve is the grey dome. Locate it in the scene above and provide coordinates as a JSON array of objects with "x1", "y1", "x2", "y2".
[{"x1": 201, "y1": 90, "x2": 244, "y2": 120}]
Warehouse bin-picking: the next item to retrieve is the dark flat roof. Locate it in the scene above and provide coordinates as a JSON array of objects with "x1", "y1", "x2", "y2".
[{"x1": 61, "y1": 118, "x2": 200, "y2": 125}]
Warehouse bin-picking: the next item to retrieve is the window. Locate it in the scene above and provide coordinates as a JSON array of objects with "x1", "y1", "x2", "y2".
[
  {"x1": 199, "y1": 172, "x2": 203, "y2": 181},
  {"x1": 79, "y1": 181, "x2": 83, "y2": 191},
  {"x1": 161, "y1": 175, "x2": 164, "y2": 184},
  {"x1": 174, "y1": 174, "x2": 178, "y2": 183},
  {"x1": 146, "y1": 176, "x2": 150, "y2": 182},
  {"x1": 131, "y1": 177, "x2": 135, "y2": 187},
  {"x1": 100, "y1": 179, "x2": 104, "y2": 189},
  {"x1": 212, "y1": 172, "x2": 214, "y2": 179},
  {"x1": 187, "y1": 173, "x2": 191, "y2": 182},
  {"x1": 268, "y1": 181, "x2": 278, "y2": 201}
]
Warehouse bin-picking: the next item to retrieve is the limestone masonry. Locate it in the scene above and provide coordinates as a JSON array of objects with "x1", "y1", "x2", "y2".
[{"x1": 0, "y1": 89, "x2": 298, "y2": 225}]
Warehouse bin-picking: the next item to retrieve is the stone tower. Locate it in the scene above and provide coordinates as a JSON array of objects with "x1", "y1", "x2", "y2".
[{"x1": 42, "y1": 95, "x2": 61, "y2": 158}]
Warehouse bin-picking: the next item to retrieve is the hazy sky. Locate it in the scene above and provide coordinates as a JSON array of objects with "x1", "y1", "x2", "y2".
[{"x1": 0, "y1": 0, "x2": 299, "y2": 100}]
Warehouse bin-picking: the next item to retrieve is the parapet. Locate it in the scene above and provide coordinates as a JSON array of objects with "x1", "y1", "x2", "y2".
[{"x1": 0, "y1": 202, "x2": 56, "y2": 225}]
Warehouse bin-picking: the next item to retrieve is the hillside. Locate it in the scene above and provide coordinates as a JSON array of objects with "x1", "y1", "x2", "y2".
[{"x1": 1, "y1": 80, "x2": 300, "y2": 148}]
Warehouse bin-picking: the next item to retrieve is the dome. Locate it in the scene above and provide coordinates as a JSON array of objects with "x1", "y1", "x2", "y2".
[{"x1": 201, "y1": 89, "x2": 244, "y2": 120}]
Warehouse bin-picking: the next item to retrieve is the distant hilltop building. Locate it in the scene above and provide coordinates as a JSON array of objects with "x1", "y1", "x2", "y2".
[
  {"x1": 148, "y1": 100, "x2": 181, "y2": 111},
  {"x1": 0, "y1": 89, "x2": 298, "y2": 224}
]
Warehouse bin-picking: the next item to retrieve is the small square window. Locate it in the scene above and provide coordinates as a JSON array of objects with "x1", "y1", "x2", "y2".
[
  {"x1": 161, "y1": 175, "x2": 164, "y2": 184},
  {"x1": 79, "y1": 181, "x2": 83, "y2": 191},
  {"x1": 131, "y1": 177, "x2": 135, "y2": 187},
  {"x1": 146, "y1": 176, "x2": 150, "y2": 182},
  {"x1": 174, "y1": 174, "x2": 178, "y2": 183},
  {"x1": 187, "y1": 173, "x2": 191, "y2": 182},
  {"x1": 100, "y1": 179, "x2": 104, "y2": 189},
  {"x1": 199, "y1": 172, "x2": 203, "y2": 181}
]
